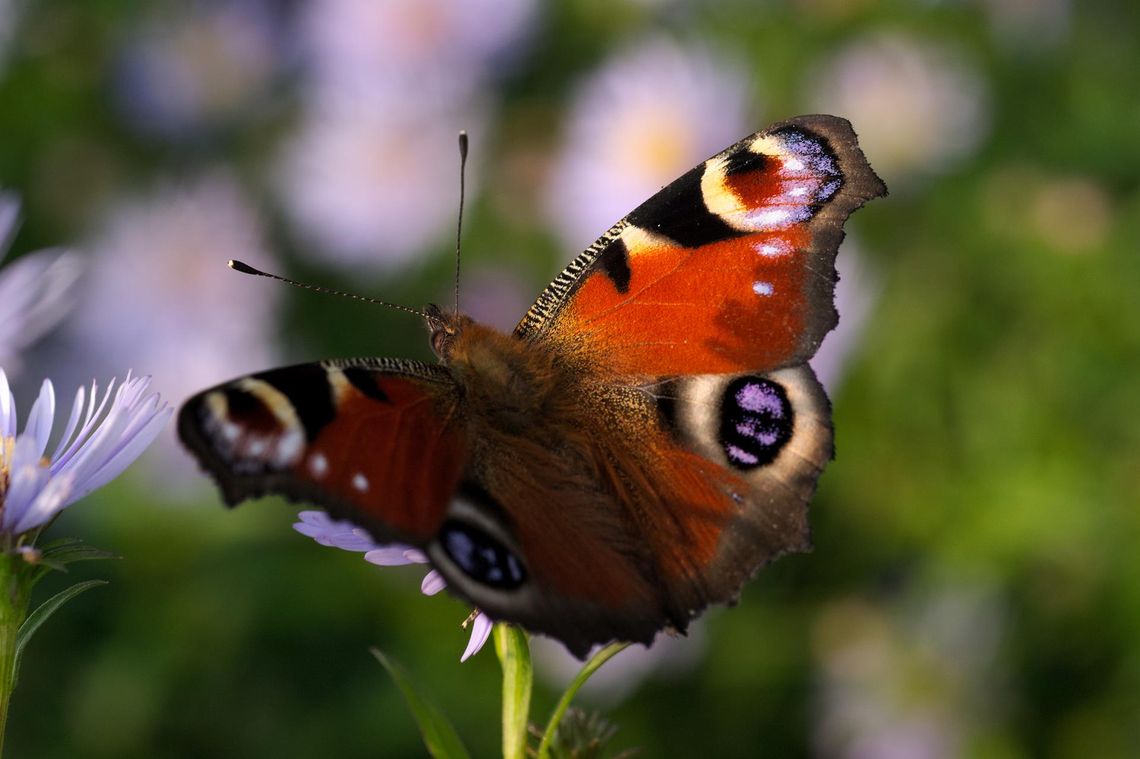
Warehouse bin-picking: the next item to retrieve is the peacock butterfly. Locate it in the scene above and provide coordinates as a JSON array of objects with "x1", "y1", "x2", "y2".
[{"x1": 178, "y1": 115, "x2": 886, "y2": 658}]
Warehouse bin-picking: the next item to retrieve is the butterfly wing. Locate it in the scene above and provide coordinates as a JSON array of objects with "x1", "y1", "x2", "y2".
[
  {"x1": 178, "y1": 358, "x2": 466, "y2": 545},
  {"x1": 427, "y1": 116, "x2": 881, "y2": 654},
  {"x1": 515, "y1": 115, "x2": 886, "y2": 377},
  {"x1": 413, "y1": 365, "x2": 831, "y2": 657}
]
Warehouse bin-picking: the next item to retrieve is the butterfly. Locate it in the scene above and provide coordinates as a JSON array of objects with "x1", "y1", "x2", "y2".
[{"x1": 178, "y1": 115, "x2": 886, "y2": 658}]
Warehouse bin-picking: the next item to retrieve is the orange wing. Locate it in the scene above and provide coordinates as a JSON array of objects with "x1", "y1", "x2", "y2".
[
  {"x1": 178, "y1": 358, "x2": 466, "y2": 544},
  {"x1": 515, "y1": 115, "x2": 886, "y2": 377}
]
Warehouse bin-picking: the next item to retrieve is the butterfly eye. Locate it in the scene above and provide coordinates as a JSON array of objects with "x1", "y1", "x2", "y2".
[
  {"x1": 439, "y1": 519, "x2": 527, "y2": 590},
  {"x1": 718, "y1": 376, "x2": 793, "y2": 470}
]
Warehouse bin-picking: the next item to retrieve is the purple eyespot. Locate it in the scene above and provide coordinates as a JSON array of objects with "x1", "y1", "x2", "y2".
[{"x1": 719, "y1": 377, "x2": 793, "y2": 470}]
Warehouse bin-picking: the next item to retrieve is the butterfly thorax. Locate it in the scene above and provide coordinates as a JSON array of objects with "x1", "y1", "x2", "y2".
[{"x1": 430, "y1": 312, "x2": 564, "y2": 435}]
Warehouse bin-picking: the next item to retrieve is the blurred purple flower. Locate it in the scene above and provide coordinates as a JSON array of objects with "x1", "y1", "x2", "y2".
[
  {"x1": 113, "y1": 1, "x2": 286, "y2": 138},
  {"x1": 449, "y1": 266, "x2": 534, "y2": 333},
  {"x1": 0, "y1": 369, "x2": 171, "y2": 538},
  {"x1": 545, "y1": 37, "x2": 756, "y2": 250},
  {"x1": 298, "y1": 0, "x2": 536, "y2": 106},
  {"x1": 275, "y1": 103, "x2": 489, "y2": 270},
  {"x1": 278, "y1": 0, "x2": 537, "y2": 271},
  {"x1": 811, "y1": 584, "x2": 1008, "y2": 759},
  {"x1": 293, "y1": 510, "x2": 492, "y2": 661},
  {"x1": 64, "y1": 172, "x2": 280, "y2": 483},
  {"x1": 0, "y1": 195, "x2": 82, "y2": 377},
  {"x1": 807, "y1": 31, "x2": 989, "y2": 187}
]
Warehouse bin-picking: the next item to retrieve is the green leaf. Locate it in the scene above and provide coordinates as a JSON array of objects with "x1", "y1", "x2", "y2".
[
  {"x1": 27, "y1": 541, "x2": 118, "y2": 590},
  {"x1": 370, "y1": 647, "x2": 471, "y2": 759},
  {"x1": 494, "y1": 624, "x2": 533, "y2": 759},
  {"x1": 40, "y1": 542, "x2": 118, "y2": 566},
  {"x1": 537, "y1": 642, "x2": 630, "y2": 759},
  {"x1": 13, "y1": 579, "x2": 108, "y2": 685}
]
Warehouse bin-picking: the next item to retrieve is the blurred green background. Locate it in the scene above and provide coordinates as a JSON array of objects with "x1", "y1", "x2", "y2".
[{"x1": 1, "y1": 0, "x2": 1138, "y2": 756}]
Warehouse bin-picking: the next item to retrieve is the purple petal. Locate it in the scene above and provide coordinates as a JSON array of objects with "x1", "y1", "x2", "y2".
[
  {"x1": 10, "y1": 471, "x2": 76, "y2": 535},
  {"x1": 1, "y1": 434, "x2": 52, "y2": 531},
  {"x1": 460, "y1": 613, "x2": 493, "y2": 662},
  {"x1": 421, "y1": 570, "x2": 446, "y2": 596},
  {"x1": 328, "y1": 528, "x2": 378, "y2": 552},
  {"x1": 49, "y1": 384, "x2": 87, "y2": 462},
  {"x1": 0, "y1": 368, "x2": 15, "y2": 438},
  {"x1": 291, "y1": 510, "x2": 370, "y2": 550},
  {"x1": 24, "y1": 379, "x2": 56, "y2": 461},
  {"x1": 363, "y1": 546, "x2": 420, "y2": 566}
]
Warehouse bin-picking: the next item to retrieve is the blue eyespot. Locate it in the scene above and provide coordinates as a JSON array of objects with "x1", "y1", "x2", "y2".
[{"x1": 440, "y1": 520, "x2": 526, "y2": 590}]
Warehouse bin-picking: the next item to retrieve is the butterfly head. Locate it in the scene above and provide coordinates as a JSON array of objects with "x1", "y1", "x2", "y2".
[{"x1": 425, "y1": 303, "x2": 473, "y2": 361}]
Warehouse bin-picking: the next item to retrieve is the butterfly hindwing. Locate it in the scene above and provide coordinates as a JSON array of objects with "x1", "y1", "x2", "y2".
[
  {"x1": 515, "y1": 115, "x2": 886, "y2": 377},
  {"x1": 178, "y1": 358, "x2": 466, "y2": 544},
  {"x1": 414, "y1": 364, "x2": 831, "y2": 657}
]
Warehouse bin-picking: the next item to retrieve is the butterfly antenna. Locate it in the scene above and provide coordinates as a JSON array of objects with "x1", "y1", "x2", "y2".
[
  {"x1": 228, "y1": 260, "x2": 428, "y2": 319},
  {"x1": 454, "y1": 130, "x2": 468, "y2": 315}
]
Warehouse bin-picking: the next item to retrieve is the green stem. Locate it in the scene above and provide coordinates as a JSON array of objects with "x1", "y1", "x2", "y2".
[
  {"x1": 0, "y1": 553, "x2": 32, "y2": 758},
  {"x1": 493, "y1": 624, "x2": 532, "y2": 759},
  {"x1": 537, "y1": 642, "x2": 629, "y2": 759}
]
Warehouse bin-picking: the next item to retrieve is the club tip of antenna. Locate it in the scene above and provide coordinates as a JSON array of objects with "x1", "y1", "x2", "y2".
[
  {"x1": 228, "y1": 259, "x2": 262, "y2": 275},
  {"x1": 458, "y1": 130, "x2": 468, "y2": 156}
]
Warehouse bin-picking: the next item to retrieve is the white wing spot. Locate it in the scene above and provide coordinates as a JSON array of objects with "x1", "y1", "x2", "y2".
[
  {"x1": 352, "y1": 473, "x2": 369, "y2": 492},
  {"x1": 247, "y1": 439, "x2": 267, "y2": 456},
  {"x1": 753, "y1": 281, "x2": 774, "y2": 296},
  {"x1": 273, "y1": 430, "x2": 304, "y2": 467},
  {"x1": 309, "y1": 453, "x2": 329, "y2": 478},
  {"x1": 219, "y1": 421, "x2": 241, "y2": 443},
  {"x1": 755, "y1": 241, "x2": 792, "y2": 257},
  {"x1": 749, "y1": 208, "x2": 792, "y2": 228}
]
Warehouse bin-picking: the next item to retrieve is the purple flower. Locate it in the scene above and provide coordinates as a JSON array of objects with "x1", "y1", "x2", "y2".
[
  {"x1": 0, "y1": 369, "x2": 171, "y2": 538},
  {"x1": 112, "y1": 1, "x2": 286, "y2": 138},
  {"x1": 0, "y1": 194, "x2": 82, "y2": 377},
  {"x1": 807, "y1": 31, "x2": 989, "y2": 187},
  {"x1": 297, "y1": 0, "x2": 536, "y2": 106},
  {"x1": 293, "y1": 510, "x2": 492, "y2": 661},
  {"x1": 63, "y1": 173, "x2": 281, "y2": 489},
  {"x1": 274, "y1": 104, "x2": 489, "y2": 270},
  {"x1": 544, "y1": 37, "x2": 756, "y2": 251}
]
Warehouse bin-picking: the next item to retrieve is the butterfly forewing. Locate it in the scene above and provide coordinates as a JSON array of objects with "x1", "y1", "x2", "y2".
[
  {"x1": 515, "y1": 115, "x2": 886, "y2": 377},
  {"x1": 178, "y1": 358, "x2": 466, "y2": 544}
]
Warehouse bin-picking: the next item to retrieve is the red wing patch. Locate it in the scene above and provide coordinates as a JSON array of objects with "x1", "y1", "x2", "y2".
[
  {"x1": 178, "y1": 358, "x2": 466, "y2": 545},
  {"x1": 515, "y1": 115, "x2": 886, "y2": 378}
]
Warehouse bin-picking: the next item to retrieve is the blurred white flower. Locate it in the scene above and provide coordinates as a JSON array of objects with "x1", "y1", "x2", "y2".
[
  {"x1": 293, "y1": 510, "x2": 493, "y2": 661},
  {"x1": 64, "y1": 172, "x2": 280, "y2": 480},
  {"x1": 276, "y1": 100, "x2": 487, "y2": 270},
  {"x1": 811, "y1": 583, "x2": 1008, "y2": 759},
  {"x1": 0, "y1": 194, "x2": 82, "y2": 377},
  {"x1": 113, "y1": 1, "x2": 286, "y2": 138},
  {"x1": 808, "y1": 31, "x2": 989, "y2": 187},
  {"x1": 0, "y1": 370, "x2": 170, "y2": 537},
  {"x1": 545, "y1": 37, "x2": 756, "y2": 250},
  {"x1": 298, "y1": 0, "x2": 537, "y2": 106}
]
